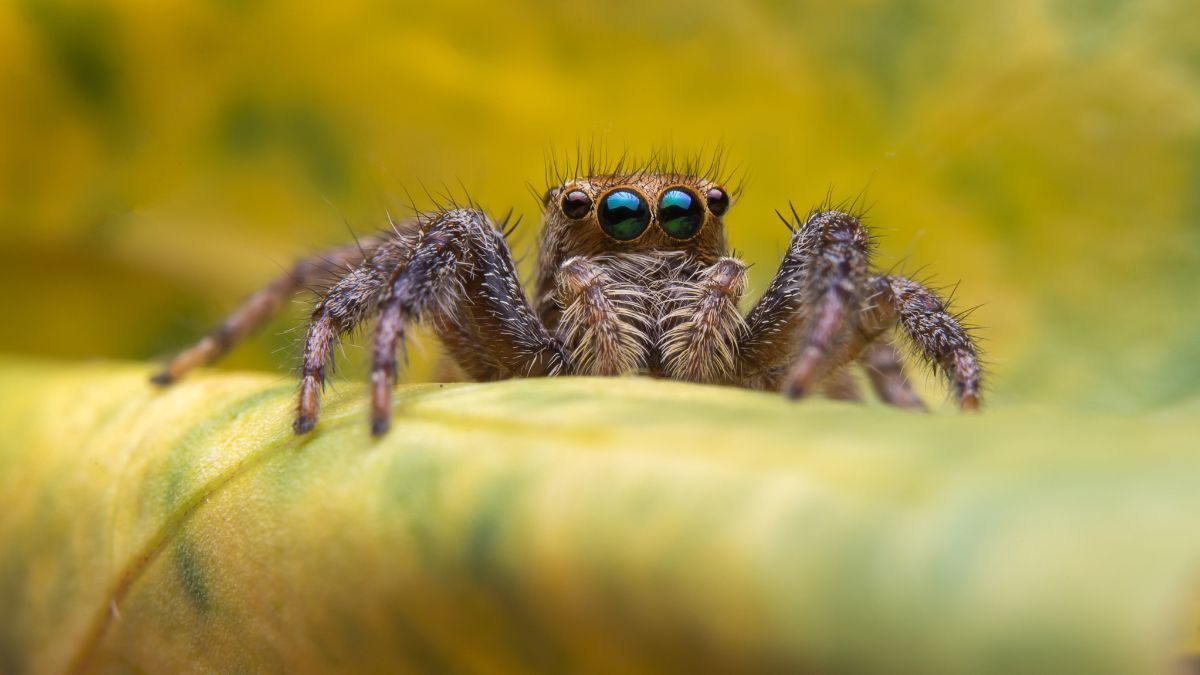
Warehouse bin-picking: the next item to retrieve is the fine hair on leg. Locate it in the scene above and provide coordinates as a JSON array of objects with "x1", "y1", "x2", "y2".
[{"x1": 151, "y1": 238, "x2": 386, "y2": 386}]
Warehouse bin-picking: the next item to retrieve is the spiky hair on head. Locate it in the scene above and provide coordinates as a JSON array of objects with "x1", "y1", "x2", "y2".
[{"x1": 537, "y1": 141, "x2": 746, "y2": 205}]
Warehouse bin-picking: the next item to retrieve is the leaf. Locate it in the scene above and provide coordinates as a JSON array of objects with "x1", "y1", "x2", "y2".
[{"x1": 1, "y1": 359, "x2": 1198, "y2": 674}]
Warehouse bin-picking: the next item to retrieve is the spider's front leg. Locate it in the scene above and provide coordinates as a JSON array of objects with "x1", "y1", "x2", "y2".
[
  {"x1": 553, "y1": 257, "x2": 652, "y2": 376},
  {"x1": 740, "y1": 209, "x2": 982, "y2": 410},
  {"x1": 867, "y1": 274, "x2": 982, "y2": 409},
  {"x1": 151, "y1": 236, "x2": 387, "y2": 385},
  {"x1": 657, "y1": 257, "x2": 748, "y2": 383},
  {"x1": 361, "y1": 208, "x2": 566, "y2": 436},
  {"x1": 293, "y1": 237, "x2": 413, "y2": 433}
]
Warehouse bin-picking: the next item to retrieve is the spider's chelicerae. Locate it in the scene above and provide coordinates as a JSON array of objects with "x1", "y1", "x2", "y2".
[{"x1": 153, "y1": 162, "x2": 982, "y2": 435}]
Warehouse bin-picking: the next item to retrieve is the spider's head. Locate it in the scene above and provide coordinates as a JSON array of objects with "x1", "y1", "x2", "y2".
[{"x1": 539, "y1": 172, "x2": 732, "y2": 264}]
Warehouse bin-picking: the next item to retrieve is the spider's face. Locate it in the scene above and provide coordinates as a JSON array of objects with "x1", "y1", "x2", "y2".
[{"x1": 540, "y1": 173, "x2": 731, "y2": 263}]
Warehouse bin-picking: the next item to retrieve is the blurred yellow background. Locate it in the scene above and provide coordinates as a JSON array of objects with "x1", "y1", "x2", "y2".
[{"x1": 0, "y1": 0, "x2": 1197, "y2": 413}]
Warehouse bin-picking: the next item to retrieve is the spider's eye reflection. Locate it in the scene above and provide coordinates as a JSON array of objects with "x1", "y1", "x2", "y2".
[
  {"x1": 658, "y1": 188, "x2": 703, "y2": 239},
  {"x1": 598, "y1": 189, "x2": 650, "y2": 240},
  {"x1": 706, "y1": 187, "x2": 730, "y2": 216},
  {"x1": 561, "y1": 190, "x2": 592, "y2": 219}
]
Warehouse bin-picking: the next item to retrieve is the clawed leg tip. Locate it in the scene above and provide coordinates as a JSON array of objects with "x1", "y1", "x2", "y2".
[
  {"x1": 149, "y1": 372, "x2": 173, "y2": 387},
  {"x1": 370, "y1": 418, "x2": 391, "y2": 437},
  {"x1": 293, "y1": 417, "x2": 316, "y2": 435},
  {"x1": 960, "y1": 395, "x2": 981, "y2": 412}
]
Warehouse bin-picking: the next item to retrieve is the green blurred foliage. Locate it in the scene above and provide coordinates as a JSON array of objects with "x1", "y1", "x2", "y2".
[{"x1": 0, "y1": 0, "x2": 1197, "y2": 412}]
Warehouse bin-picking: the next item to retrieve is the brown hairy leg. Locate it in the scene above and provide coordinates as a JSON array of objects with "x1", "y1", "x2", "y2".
[
  {"x1": 860, "y1": 337, "x2": 926, "y2": 411},
  {"x1": 778, "y1": 211, "x2": 871, "y2": 399},
  {"x1": 151, "y1": 237, "x2": 386, "y2": 385},
  {"x1": 874, "y1": 275, "x2": 982, "y2": 410},
  {"x1": 554, "y1": 256, "x2": 652, "y2": 376},
  {"x1": 293, "y1": 237, "x2": 414, "y2": 433},
  {"x1": 738, "y1": 210, "x2": 819, "y2": 377},
  {"x1": 738, "y1": 209, "x2": 982, "y2": 410},
  {"x1": 658, "y1": 256, "x2": 747, "y2": 383},
  {"x1": 366, "y1": 208, "x2": 566, "y2": 435},
  {"x1": 738, "y1": 209, "x2": 871, "y2": 396}
]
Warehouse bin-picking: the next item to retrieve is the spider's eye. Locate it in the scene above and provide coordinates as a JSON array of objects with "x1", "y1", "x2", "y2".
[
  {"x1": 598, "y1": 189, "x2": 650, "y2": 241},
  {"x1": 706, "y1": 187, "x2": 730, "y2": 216},
  {"x1": 658, "y1": 188, "x2": 703, "y2": 239},
  {"x1": 561, "y1": 190, "x2": 592, "y2": 219}
]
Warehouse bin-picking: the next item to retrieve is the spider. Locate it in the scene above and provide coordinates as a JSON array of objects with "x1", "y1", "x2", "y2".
[{"x1": 152, "y1": 162, "x2": 982, "y2": 435}]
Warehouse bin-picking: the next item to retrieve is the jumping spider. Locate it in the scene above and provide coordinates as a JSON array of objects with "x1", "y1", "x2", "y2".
[{"x1": 153, "y1": 164, "x2": 982, "y2": 435}]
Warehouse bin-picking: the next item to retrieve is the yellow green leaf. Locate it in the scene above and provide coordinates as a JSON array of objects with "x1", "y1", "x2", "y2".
[{"x1": 1, "y1": 358, "x2": 1199, "y2": 674}]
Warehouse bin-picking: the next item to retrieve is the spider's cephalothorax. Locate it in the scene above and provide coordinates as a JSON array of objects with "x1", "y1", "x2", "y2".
[{"x1": 153, "y1": 168, "x2": 982, "y2": 435}]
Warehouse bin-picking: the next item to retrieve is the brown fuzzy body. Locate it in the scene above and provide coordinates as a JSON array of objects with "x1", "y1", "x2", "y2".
[{"x1": 154, "y1": 165, "x2": 983, "y2": 435}]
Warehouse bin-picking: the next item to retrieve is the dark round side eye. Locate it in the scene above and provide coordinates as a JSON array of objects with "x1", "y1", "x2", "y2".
[
  {"x1": 658, "y1": 188, "x2": 704, "y2": 239},
  {"x1": 598, "y1": 189, "x2": 650, "y2": 240},
  {"x1": 706, "y1": 187, "x2": 730, "y2": 216},
  {"x1": 561, "y1": 190, "x2": 592, "y2": 219}
]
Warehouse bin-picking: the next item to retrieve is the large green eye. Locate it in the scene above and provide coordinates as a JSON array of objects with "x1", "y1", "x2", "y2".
[
  {"x1": 658, "y1": 188, "x2": 703, "y2": 239},
  {"x1": 598, "y1": 189, "x2": 650, "y2": 241}
]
